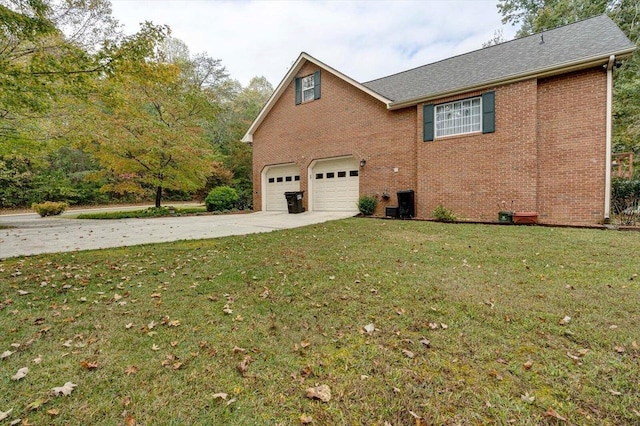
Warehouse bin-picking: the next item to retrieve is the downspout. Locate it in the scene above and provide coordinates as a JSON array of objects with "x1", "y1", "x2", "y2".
[{"x1": 604, "y1": 55, "x2": 615, "y2": 223}]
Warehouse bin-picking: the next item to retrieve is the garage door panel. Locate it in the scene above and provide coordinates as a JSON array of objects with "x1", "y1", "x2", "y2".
[
  {"x1": 312, "y1": 158, "x2": 359, "y2": 212},
  {"x1": 265, "y1": 165, "x2": 300, "y2": 211}
]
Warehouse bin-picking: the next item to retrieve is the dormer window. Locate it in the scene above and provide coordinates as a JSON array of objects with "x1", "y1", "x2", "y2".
[{"x1": 295, "y1": 71, "x2": 321, "y2": 105}]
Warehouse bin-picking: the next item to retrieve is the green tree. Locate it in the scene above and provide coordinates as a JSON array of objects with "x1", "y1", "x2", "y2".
[
  {"x1": 497, "y1": 0, "x2": 640, "y2": 154},
  {"x1": 85, "y1": 42, "x2": 227, "y2": 207}
]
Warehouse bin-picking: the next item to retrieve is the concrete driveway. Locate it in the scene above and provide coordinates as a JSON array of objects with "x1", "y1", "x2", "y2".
[{"x1": 0, "y1": 210, "x2": 356, "y2": 259}]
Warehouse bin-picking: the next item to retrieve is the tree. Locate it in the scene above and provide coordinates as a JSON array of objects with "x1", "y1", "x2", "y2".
[
  {"x1": 84, "y1": 42, "x2": 228, "y2": 207},
  {"x1": 497, "y1": 0, "x2": 640, "y2": 154}
]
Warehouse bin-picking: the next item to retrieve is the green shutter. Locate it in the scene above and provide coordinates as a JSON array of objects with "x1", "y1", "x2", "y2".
[
  {"x1": 295, "y1": 77, "x2": 301, "y2": 105},
  {"x1": 313, "y1": 70, "x2": 321, "y2": 100},
  {"x1": 423, "y1": 104, "x2": 434, "y2": 142},
  {"x1": 482, "y1": 91, "x2": 495, "y2": 134}
]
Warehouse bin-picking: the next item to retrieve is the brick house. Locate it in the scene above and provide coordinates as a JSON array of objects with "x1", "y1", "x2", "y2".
[{"x1": 242, "y1": 15, "x2": 635, "y2": 225}]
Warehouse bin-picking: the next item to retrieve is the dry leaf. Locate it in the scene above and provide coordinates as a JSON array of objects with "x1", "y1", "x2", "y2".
[
  {"x1": 559, "y1": 316, "x2": 571, "y2": 325},
  {"x1": 150, "y1": 293, "x2": 161, "y2": 298},
  {"x1": 151, "y1": 344, "x2": 160, "y2": 351},
  {"x1": 608, "y1": 389, "x2": 622, "y2": 396},
  {"x1": 212, "y1": 393, "x2": 228, "y2": 400},
  {"x1": 523, "y1": 359, "x2": 534, "y2": 370},
  {"x1": 125, "y1": 414, "x2": 136, "y2": 426},
  {"x1": 233, "y1": 346, "x2": 246, "y2": 353},
  {"x1": 614, "y1": 345, "x2": 626, "y2": 354},
  {"x1": 33, "y1": 355, "x2": 42, "y2": 364},
  {"x1": 521, "y1": 392, "x2": 535, "y2": 403},
  {"x1": 402, "y1": 349, "x2": 415, "y2": 359},
  {"x1": 544, "y1": 407, "x2": 567, "y2": 421},
  {"x1": 305, "y1": 384, "x2": 331, "y2": 402},
  {"x1": 147, "y1": 321, "x2": 156, "y2": 330},
  {"x1": 0, "y1": 409, "x2": 12, "y2": 420},
  {"x1": 80, "y1": 360, "x2": 99, "y2": 370},
  {"x1": 237, "y1": 355, "x2": 254, "y2": 375},
  {"x1": 51, "y1": 382, "x2": 77, "y2": 396},
  {"x1": 364, "y1": 323, "x2": 375, "y2": 333},
  {"x1": 419, "y1": 338, "x2": 431, "y2": 348},
  {"x1": 47, "y1": 408, "x2": 59, "y2": 416},
  {"x1": 125, "y1": 323, "x2": 134, "y2": 329},
  {"x1": 11, "y1": 367, "x2": 28, "y2": 381},
  {"x1": 122, "y1": 396, "x2": 131, "y2": 406},
  {"x1": 125, "y1": 366, "x2": 138, "y2": 376},
  {"x1": 26, "y1": 398, "x2": 45, "y2": 411},
  {"x1": 1, "y1": 350, "x2": 13, "y2": 359},
  {"x1": 428, "y1": 323, "x2": 439, "y2": 329},
  {"x1": 17, "y1": 289, "x2": 30, "y2": 295},
  {"x1": 170, "y1": 341, "x2": 179, "y2": 347},
  {"x1": 300, "y1": 413, "x2": 313, "y2": 424}
]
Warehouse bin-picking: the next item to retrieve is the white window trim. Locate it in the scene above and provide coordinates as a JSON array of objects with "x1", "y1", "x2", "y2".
[
  {"x1": 435, "y1": 96, "x2": 482, "y2": 138},
  {"x1": 301, "y1": 74, "x2": 315, "y2": 103}
]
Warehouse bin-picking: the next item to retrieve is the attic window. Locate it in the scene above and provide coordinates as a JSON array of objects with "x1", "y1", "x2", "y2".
[
  {"x1": 295, "y1": 71, "x2": 321, "y2": 105},
  {"x1": 435, "y1": 97, "x2": 481, "y2": 137}
]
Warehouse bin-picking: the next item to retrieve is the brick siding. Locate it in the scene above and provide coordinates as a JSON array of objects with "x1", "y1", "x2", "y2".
[{"x1": 252, "y1": 63, "x2": 609, "y2": 225}]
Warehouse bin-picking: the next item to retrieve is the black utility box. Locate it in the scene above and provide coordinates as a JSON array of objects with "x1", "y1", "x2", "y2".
[
  {"x1": 397, "y1": 190, "x2": 415, "y2": 219},
  {"x1": 284, "y1": 191, "x2": 305, "y2": 214},
  {"x1": 385, "y1": 206, "x2": 399, "y2": 218}
]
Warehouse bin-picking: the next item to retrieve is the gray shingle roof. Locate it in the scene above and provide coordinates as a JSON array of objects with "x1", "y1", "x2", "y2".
[{"x1": 362, "y1": 14, "x2": 635, "y2": 106}]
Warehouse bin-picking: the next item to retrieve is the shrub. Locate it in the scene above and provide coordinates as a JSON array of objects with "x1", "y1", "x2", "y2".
[
  {"x1": 611, "y1": 178, "x2": 640, "y2": 225},
  {"x1": 32, "y1": 201, "x2": 68, "y2": 217},
  {"x1": 357, "y1": 195, "x2": 377, "y2": 216},
  {"x1": 205, "y1": 186, "x2": 239, "y2": 212},
  {"x1": 432, "y1": 204, "x2": 456, "y2": 222}
]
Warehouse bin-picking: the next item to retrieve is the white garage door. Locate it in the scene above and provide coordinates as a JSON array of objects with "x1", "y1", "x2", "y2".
[
  {"x1": 312, "y1": 158, "x2": 360, "y2": 212},
  {"x1": 265, "y1": 164, "x2": 301, "y2": 211}
]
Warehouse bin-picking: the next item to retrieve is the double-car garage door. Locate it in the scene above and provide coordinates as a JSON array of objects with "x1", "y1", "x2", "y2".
[{"x1": 264, "y1": 157, "x2": 359, "y2": 212}]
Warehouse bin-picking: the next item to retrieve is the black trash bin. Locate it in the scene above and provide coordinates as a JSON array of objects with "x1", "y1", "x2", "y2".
[
  {"x1": 397, "y1": 190, "x2": 415, "y2": 219},
  {"x1": 284, "y1": 191, "x2": 305, "y2": 214}
]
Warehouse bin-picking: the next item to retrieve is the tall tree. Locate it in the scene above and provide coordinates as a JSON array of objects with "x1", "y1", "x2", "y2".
[
  {"x1": 84, "y1": 41, "x2": 227, "y2": 207},
  {"x1": 497, "y1": 0, "x2": 640, "y2": 157}
]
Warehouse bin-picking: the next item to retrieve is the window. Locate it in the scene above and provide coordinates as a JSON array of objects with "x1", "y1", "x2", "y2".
[
  {"x1": 301, "y1": 75, "x2": 315, "y2": 102},
  {"x1": 435, "y1": 97, "x2": 481, "y2": 137},
  {"x1": 326, "y1": 172, "x2": 335, "y2": 179},
  {"x1": 349, "y1": 170, "x2": 359, "y2": 177},
  {"x1": 285, "y1": 176, "x2": 292, "y2": 182},
  {"x1": 268, "y1": 178, "x2": 275, "y2": 183},
  {"x1": 316, "y1": 173, "x2": 323, "y2": 179},
  {"x1": 337, "y1": 171, "x2": 346, "y2": 178},
  {"x1": 423, "y1": 92, "x2": 495, "y2": 141},
  {"x1": 294, "y1": 175, "x2": 300, "y2": 181},
  {"x1": 295, "y1": 71, "x2": 321, "y2": 105},
  {"x1": 277, "y1": 177, "x2": 283, "y2": 182}
]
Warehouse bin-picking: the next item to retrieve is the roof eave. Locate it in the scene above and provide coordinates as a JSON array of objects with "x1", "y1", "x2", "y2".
[
  {"x1": 241, "y1": 53, "x2": 393, "y2": 143},
  {"x1": 387, "y1": 47, "x2": 636, "y2": 111}
]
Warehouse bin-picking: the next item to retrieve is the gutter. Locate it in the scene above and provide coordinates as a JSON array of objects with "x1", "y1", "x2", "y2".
[{"x1": 604, "y1": 55, "x2": 615, "y2": 222}]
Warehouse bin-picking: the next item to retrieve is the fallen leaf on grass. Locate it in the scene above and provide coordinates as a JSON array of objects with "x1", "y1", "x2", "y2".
[
  {"x1": 51, "y1": 382, "x2": 77, "y2": 396},
  {"x1": 363, "y1": 323, "x2": 375, "y2": 334},
  {"x1": 300, "y1": 413, "x2": 313, "y2": 424},
  {"x1": 125, "y1": 366, "x2": 138, "y2": 376},
  {"x1": 559, "y1": 316, "x2": 571, "y2": 325},
  {"x1": 237, "y1": 355, "x2": 254, "y2": 375},
  {"x1": 523, "y1": 359, "x2": 534, "y2": 370},
  {"x1": 402, "y1": 349, "x2": 415, "y2": 359},
  {"x1": 614, "y1": 345, "x2": 626, "y2": 354},
  {"x1": 608, "y1": 389, "x2": 622, "y2": 396},
  {"x1": 11, "y1": 367, "x2": 28, "y2": 381},
  {"x1": 151, "y1": 344, "x2": 160, "y2": 351},
  {"x1": 1, "y1": 350, "x2": 13, "y2": 359},
  {"x1": 0, "y1": 409, "x2": 12, "y2": 420},
  {"x1": 80, "y1": 360, "x2": 99, "y2": 370},
  {"x1": 47, "y1": 408, "x2": 59, "y2": 416},
  {"x1": 521, "y1": 393, "x2": 535, "y2": 403},
  {"x1": 17, "y1": 290, "x2": 30, "y2": 296},
  {"x1": 125, "y1": 323, "x2": 134, "y2": 329},
  {"x1": 419, "y1": 338, "x2": 431, "y2": 348},
  {"x1": 125, "y1": 414, "x2": 136, "y2": 426},
  {"x1": 212, "y1": 393, "x2": 228, "y2": 400},
  {"x1": 33, "y1": 355, "x2": 42, "y2": 364},
  {"x1": 544, "y1": 407, "x2": 567, "y2": 421},
  {"x1": 305, "y1": 384, "x2": 331, "y2": 402}
]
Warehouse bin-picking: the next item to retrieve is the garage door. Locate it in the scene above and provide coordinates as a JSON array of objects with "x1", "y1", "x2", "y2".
[
  {"x1": 311, "y1": 158, "x2": 360, "y2": 211},
  {"x1": 265, "y1": 164, "x2": 301, "y2": 211}
]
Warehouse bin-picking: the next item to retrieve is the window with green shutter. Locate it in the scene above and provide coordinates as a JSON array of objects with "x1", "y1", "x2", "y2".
[
  {"x1": 425, "y1": 91, "x2": 495, "y2": 139},
  {"x1": 295, "y1": 71, "x2": 321, "y2": 105}
]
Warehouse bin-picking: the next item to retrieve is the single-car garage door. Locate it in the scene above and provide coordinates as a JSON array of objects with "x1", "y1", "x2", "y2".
[
  {"x1": 265, "y1": 164, "x2": 301, "y2": 211},
  {"x1": 311, "y1": 157, "x2": 359, "y2": 212}
]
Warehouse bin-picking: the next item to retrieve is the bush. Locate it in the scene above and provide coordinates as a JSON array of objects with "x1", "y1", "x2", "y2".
[
  {"x1": 611, "y1": 178, "x2": 640, "y2": 225},
  {"x1": 357, "y1": 195, "x2": 377, "y2": 216},
  {"x1": 432, "y1": 204, "x2": 456, "y2": 222},
  {"x1": 32, "y1": 201, "x2": 68, "y2": 217},
  {"x1": 205, "y1": 186, "x2": 239, "y2": 212}
]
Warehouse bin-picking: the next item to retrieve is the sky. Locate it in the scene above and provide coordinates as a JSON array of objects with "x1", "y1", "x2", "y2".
[{"x1": 110, "y1": 0, "x2": 518, "y2": 88}]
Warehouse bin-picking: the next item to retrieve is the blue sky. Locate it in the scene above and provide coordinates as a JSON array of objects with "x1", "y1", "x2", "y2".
[{"x1": 110, "y1": 0, "x2": 518, "y2": 87}]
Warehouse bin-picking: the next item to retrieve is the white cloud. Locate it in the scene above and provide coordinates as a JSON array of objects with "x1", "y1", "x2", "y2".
[{"x1": 110, "y1": 0, "x2": 517, "y2": 87}]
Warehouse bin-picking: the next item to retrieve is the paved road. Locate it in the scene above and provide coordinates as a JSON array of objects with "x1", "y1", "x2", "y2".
[{"x1": 0, "y1": 210, "x2": 355, "y2": 259}]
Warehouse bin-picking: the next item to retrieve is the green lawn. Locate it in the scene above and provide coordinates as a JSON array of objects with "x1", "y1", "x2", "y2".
[{"x1": 1, "y1": 219, "x2": 639, "y2": 425}]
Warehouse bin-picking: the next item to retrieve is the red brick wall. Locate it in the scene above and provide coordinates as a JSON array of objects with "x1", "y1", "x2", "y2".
[
  {"x1": 416, "y1": 81, "x2": 539, "y2": 220},
  {"x1": 252, "y1": 61, "x2": 608, "y2": 224},
  {"x1": 537, "y1": 68, "x2": 607, "y2": 225},
  {"x1": 252, "y1": 63, "x2": 416, "y2": 214}
]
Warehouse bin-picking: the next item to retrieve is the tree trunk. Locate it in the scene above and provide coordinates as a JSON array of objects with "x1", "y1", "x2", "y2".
[{"x1": 155, "y1": 186, "x2": 162, "y2": 208}]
